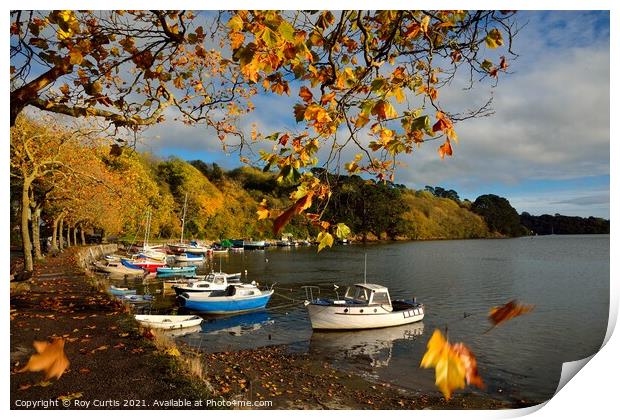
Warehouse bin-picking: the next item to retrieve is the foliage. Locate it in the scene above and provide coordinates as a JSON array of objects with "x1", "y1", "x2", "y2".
[
  {"x1": 470, "y1": 194, "x2": 525, "y2": 237},
  {"x1": 424, "y1": 185, "x2": 460, "y2": 203},
  {"x1": 400, "y1": 190, "x2": 490, "y2": 240},
  {"x1": 222, "y1": 10, "x2": 517, "y2": 245},
  {"x1": 520, "y1": 212, "x2": 610, "y2": 235},
  {"x1": 10, "y1": 10, "x2": 251, "y2": 137}
]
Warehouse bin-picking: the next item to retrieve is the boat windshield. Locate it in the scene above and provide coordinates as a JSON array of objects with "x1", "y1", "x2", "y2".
[
  {"x1": 371, "y1": 291, "x2": 390, "y2": 305},
  {"x1": 206, "y1": 273, "x2": 226, "y2": 285},
  {"x1": 345, "y1": 286, "x2": 369, "y2": 303}
]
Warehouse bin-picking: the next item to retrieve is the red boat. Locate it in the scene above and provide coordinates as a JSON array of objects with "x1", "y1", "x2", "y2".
[{"x1": 122, "y1": 257, "x2": 166, "y2": 273}]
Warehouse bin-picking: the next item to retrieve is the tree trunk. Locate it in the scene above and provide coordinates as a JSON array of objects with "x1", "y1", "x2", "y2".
[
  {"x1": 66, "y1": 224, "x2": 71, "y2": 247},
  {"x1": 59, "y1": 217, "x2": 65, "y2": 251},
  {"x1": 32, "y1": 206, "x2": 43, "y2": 259},
  {"x1": 50, "y1": 215, "x2": 61, "y2": 254},
  {"x1": 80, "y1": 225, "x2": 86, "y2": 245},
  {"x1": 73, "y1": 225, "x2": 78, "y2": 246},
  {"x1": 21, "y1": 183, "x2": 34, "y2": 272}
]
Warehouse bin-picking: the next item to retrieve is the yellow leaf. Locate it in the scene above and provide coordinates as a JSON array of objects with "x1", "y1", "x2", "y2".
[
  {"x1": 69, "y1": 50, "x2": 83, "y2": 65},
  {"x1": 257, "y1": 207, "x2": 269, "y2": 220},
  {"x1": 317, "y1": 231, "x2": 334, "y2": 253},
  {"x1": 164, "y1": 347, "x2": 181, "y2": 357},
  {"x1": 420, "y1": 330, "x2": 466, "y2": 400}
]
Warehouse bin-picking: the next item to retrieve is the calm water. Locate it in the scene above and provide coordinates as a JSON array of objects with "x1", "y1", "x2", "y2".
[{"x1": 108, "y1": 235, "x2": 609, "y2": 404}]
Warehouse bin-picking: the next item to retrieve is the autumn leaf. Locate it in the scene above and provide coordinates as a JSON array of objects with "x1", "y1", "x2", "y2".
[
  {"x1": 420, "y1": 330, "x2": 465, "y2": 400},
  {"x1": 317, "y1": 231, "x2": 334, "y2": 253},
  {"x1": 485, "y1": 28, "x2": 504, "y2": 49},
  {"x1": 488, "y1": 300, "x2": 534, "y2": 327},
  {"x1": 273, "y1": 192, "x2": 314, "y2": 235},
  {"x1": 299, "y1": 86, "x2": 313, "y2": 103},
  {"x1": 58, "y1": 392, "x2": 83, "y2": 401},
  {"x1": 438, "y1": 140, "x2": 452, "y2": 159},
  {"x1": 18, "y1": 338, "x2": 70, "y2": 380},
  {"x1": 451, "y1": 343, "x2": 485, "y2": 389}
]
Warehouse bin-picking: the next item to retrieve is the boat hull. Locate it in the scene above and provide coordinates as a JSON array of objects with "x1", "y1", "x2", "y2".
[
  {"x1": 179, "y1": 291, "x2": 273, "y2": 314},
  {"x1": 135, "y1": 315, "x2": 203, "y2": 330},
  {"x1": 306, "y1": 303, "x2": 424, "y2": 330}
]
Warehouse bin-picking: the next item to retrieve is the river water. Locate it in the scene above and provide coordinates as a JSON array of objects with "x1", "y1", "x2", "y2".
[{"x1": 109, "y1": 235, "x2": 609, "y2": 404}]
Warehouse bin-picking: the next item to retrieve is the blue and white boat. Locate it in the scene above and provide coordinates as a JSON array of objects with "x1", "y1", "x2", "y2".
[
  {"x1": 172, "y1": 271, "x2": 243, "y2": 296},
  {"x1": 174, "y1": 252, "x2": 204, "y2": 263},
  {"x1": 178, "y1": 284, "x2": 273, "y2": 314},
  {"x1": 109, "y1": 285, "x2": 137, "y2": 295},
  {"x1": 156, "y1": 265, "x2": 197, "y2": 276}
]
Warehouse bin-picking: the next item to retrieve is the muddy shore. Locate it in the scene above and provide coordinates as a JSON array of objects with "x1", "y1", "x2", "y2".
[{"x1": 10, "y1": 247, "x2": 535, "y2": 410}]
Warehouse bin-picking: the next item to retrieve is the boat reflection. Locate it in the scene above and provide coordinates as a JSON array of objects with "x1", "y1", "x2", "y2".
[
  {"x1": 201, "y1": 311, "x2": 274, "y2": 336},
  {"x1": 309, "y1": 322, "x2": 424, "y2": 368},
  {"x1": 159, "y1": 324, "x2": 203, "y2": 339}
]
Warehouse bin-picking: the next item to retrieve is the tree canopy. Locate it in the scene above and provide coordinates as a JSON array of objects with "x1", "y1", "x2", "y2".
[{"x1": 11, "y1": 9, "x2": 519, "y2": 250}]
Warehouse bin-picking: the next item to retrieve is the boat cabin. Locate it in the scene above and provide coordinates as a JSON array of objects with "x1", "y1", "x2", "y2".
[{"x1": 343, "y1": 284, "x2": 392, "y2": 307}]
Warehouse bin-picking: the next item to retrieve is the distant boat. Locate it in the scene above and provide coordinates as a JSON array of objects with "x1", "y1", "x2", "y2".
[
  {"x1": 304, "y1": 283, "x2": 424, "y2": 330},
  {"x1": 178, "y1": 284, "x2": 273, "y2": 314},
  {"x1": 109, "y1": 285, "x2": 137, "y2": 296},
  {"x1": 134, "y1": 314, "x2": 203, "y2": 330},
  {"x1": 244, "y1": 240, "x2": 266, "y2": 250},
  {"x1": 119, "y1": 294, "x2": 154, "y2": 304},
  {"x1": 122, "y1": 257, "x2": 166, "y2": 273},
  {"x1": 96, "y1": 260, "x2": 145, "y2": 277},
  {"x1": 173, "y1": 252, "x2": 204, "y2": 263},
  {"x1": 156, "y1": 266, "x2": 197, "y2": 276}
]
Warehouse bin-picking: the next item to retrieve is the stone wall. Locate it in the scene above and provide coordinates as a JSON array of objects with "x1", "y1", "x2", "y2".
[{"x1": 74, "y1": 244, "x2": 118, "y2": 273}]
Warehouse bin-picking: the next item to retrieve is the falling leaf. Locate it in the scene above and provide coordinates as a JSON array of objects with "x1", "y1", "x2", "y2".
[
  {"x1": 18, "y1": 338, "x2": 70, "y2": 380},
  {"x1": 451, "y1": 343, "x2": 485, "y2": 389},
  {"x1": 420, "y1": 330, "x2": 465, "y2": 400},
  {"x1": 488, "y1": 300, "x2": 534, "y2": 327}
]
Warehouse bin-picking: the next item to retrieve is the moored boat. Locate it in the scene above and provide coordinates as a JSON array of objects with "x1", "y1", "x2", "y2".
[
  {"x1": 156, "y1": 265, "x2": 197, "y2": 276},
  {"x1": 178, "y1": 284, "x2": 273, "y2": 314},
  {"x1": 122, "y1": 257, "x2": 166, "y2": 273},
  {"x1": 173, "y1": 252, "x2": 204, "y2": 263},
  {"x1": 95, "y1": 260, "x2": 146, "y2": 277},
  {"x1": 172, "y1": 271, "x2": 244, "y2": 295},
  {"x1": 303, "y1": 283, "x2": 424, "y2": 330},
  {"x1": 243, "y1": 240, "x2": 266, "y2": 250},
  {"x1": 134, "y1": 314, "x2": 203, "y2": 330},
  {"x1": 109, "y1": 285, "x2": 137, "y2": 295}
]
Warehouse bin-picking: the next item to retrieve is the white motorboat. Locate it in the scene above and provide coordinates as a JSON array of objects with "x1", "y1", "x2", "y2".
[
  {"x1": 172, "y1": 271, "x2": 244, "y2": 295},
  {"x1": 134, "y1": 314, "x2": 203, "y2": 330},
  {"x1": 94, "y1": 260, "x2": 145, "y2": 277},
  {"x1": 303, "y1": 283, "x2": 424, "y2": 330},
  {"x1": 174, "y1": 252, "x2": 204, "y2": 263}
]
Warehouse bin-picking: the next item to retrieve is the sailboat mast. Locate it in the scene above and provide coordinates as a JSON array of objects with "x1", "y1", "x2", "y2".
[
  {"x1": 143, "y1": 209, "x2": 150, "y2": 252},
  {"x1": 180, "y1": 193, "x2": 188, "y2": 243},
  {"x1": 364, "y1": 253, "x2": 367, "y2": 284}
]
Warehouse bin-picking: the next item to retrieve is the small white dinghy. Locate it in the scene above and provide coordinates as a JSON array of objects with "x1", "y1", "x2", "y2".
[{"x1": 134, "y1": 314, "x2": 203, "y2": 330}]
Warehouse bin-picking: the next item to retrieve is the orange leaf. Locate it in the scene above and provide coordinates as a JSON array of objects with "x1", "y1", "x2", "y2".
[
  {"x1": 18, "y1": 338, "x2": 70, "y2": 380},
  {"x1": 451, "y1": 343, "x2": 485, "y2": 389},
  {"x1": 488, "y1": 300, "x2": 534, "y2": 327},
  {"x1": 438, "y1": 140, "x2": 452, "y2": 159},
  {"x1": 273, "y1": 192, "x2": 314, "y2": 235},
  {"x1": 299, "y1": 86, "x2": 313, "y2": 103}
]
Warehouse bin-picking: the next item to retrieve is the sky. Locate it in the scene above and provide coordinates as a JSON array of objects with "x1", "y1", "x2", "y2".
[{"x1": 139, "y1": 10, "x2": 610, "y2": 218}]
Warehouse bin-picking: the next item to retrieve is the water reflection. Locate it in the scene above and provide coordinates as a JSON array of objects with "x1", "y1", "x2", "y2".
[{"x1": 309, "y1": 322, "x2": 425, "y2": 368}]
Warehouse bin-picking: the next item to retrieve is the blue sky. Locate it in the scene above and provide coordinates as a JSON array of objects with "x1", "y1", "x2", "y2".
[{"x1": 141, "y1": 10, "x2": 610, "y2": 218}]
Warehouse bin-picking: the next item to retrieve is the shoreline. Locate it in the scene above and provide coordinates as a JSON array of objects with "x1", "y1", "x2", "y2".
[{"x1": 10, "y1": 246, "x2": 539, "y2": 410}]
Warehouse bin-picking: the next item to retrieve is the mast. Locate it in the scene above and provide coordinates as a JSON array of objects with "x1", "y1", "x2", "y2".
[
  {"x1": 143, "y1": 209, "x2": 150, "y2": 252},
  {"x1": 364, "y1": 253, "x2": 367, "y2": 284},
  {"x1": 180, "y1": 193, "x2": 188, "y2": 243}
]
